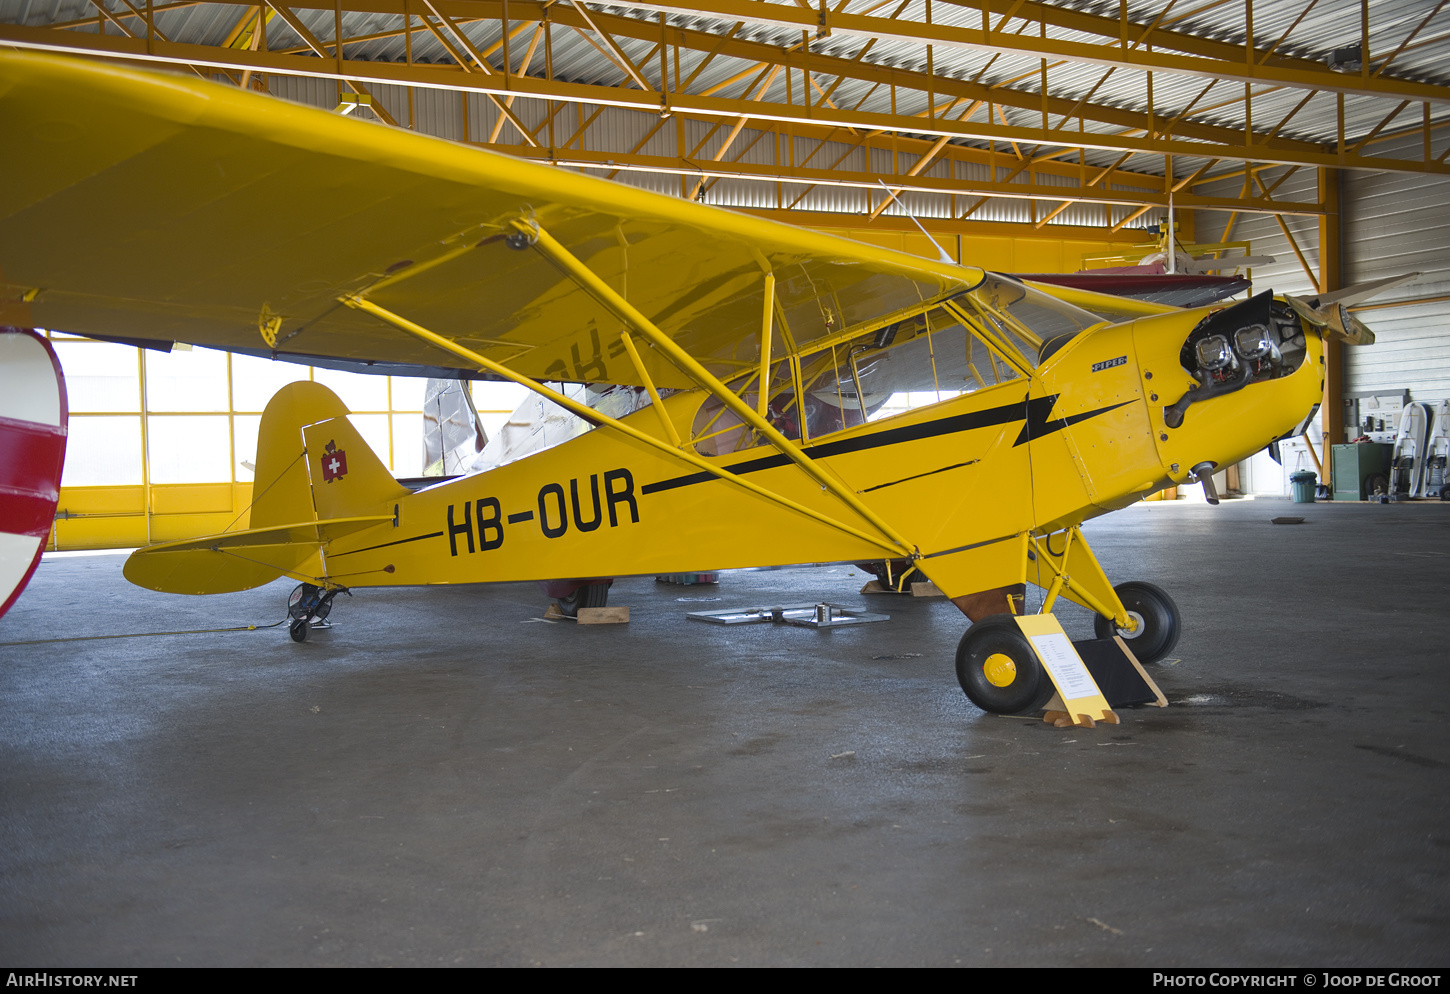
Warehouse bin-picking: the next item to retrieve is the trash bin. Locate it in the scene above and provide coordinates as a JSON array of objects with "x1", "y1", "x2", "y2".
[{"x1": 1290, "y1": 470, "x2": 1317, "y2": 503}]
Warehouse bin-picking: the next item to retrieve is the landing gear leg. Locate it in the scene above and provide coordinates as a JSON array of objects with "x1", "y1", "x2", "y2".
[{"x1": 1030, "y1": 527, "x2": 1182, "y2": 664}]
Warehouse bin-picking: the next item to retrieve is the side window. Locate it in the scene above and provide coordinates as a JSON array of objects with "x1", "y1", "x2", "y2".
[
  {"x1": 692, "y1": 358, "x2": 803, "y2": 456},
  {"x1": 852, "y1": 309, "x2": 1021, "y2": 422},
  {"x1": 690, "y1": 308, "x2": 1026, "y2": 455}
]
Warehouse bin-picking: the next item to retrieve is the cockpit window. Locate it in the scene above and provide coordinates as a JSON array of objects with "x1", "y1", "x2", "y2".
[
  {"x1": 693, "y1": 305, "x2": 1023, "y2": 455},
  {"x1": 690, "y1": 276, "x2": 1106, "y2": 456}
]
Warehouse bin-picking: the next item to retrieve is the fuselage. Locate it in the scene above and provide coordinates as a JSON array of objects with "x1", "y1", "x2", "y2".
[{"x1": 316, "y1": 301, "x2": 1326, "y2": 598}]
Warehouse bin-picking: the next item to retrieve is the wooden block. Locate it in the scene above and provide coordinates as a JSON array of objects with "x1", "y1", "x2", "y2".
[
  {"x1": 909, "y1": 581, "x2": 945, "y2": 598},
  {"x1": 859, "y1": 579, "x2": 889, "y2": 594},
  {"x1": 543, "y1": 603, "x2": 567, "y2": 620},
  {"x1": 578, "y1": 606, "x2": 629, "y2": 625}
]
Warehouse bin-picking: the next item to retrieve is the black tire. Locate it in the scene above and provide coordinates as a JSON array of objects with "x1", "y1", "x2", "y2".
[
  {"x1": 1094, "y1": 581, "x2": 1181, "y2": 663},
  {"x1": 955, "y1": 615, "x2": 1055, "y2": 715},
  {"x1": 289, "y1": 618, "x2": 309, "y2": 643},
  {"x1": 556, "y1": 581, "x2": 610, "y2": 618}
]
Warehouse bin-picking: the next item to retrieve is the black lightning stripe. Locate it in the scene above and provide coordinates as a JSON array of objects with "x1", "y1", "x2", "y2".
[
  {"x1": 861, "y1": 460, "x2": 979, "y2": 494},
  {"x1": 642, "y1": 397, "x2": 1029, "y2": 495},
  {"x1": 1013, "y1": 397, "x2": 1132, "y2": 447},
  {"x1": 643, "y1": 395, "x2": 1131, "y2": 495}
]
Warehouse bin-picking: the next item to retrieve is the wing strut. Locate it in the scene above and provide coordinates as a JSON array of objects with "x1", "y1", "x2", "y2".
[
  {"x1": 508, "y1": 217, "x2": 918, "y2": 558},
  {"x1": 337, "y1": 294, "x2": 912, "y2": 559}
]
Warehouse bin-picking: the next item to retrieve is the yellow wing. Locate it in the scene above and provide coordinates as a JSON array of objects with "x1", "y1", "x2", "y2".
[{"x1": 0, "y1": 51, "x2": 981, "y2": 388}]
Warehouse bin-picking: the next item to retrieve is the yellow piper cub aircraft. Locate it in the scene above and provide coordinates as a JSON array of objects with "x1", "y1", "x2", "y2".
[{"x1": 0, "y1": 52, "x2": 1376, "y2": 714}]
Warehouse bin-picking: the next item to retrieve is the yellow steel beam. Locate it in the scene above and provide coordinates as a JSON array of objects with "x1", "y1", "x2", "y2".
[
  {"x1": 17, "y1": 15, "x2": 1415, "y2": 177},
  {"x1": 869, "y1": 132, "x2": 952, "y2": 220},
  {"x1": 566, "y1": 0, "x2": 655, "y2": 92},
  {"x1": 79, "y1": 0, "x2": 1335, "y2": 158},
  {"x1": 606, "y1": 0, "x2": 1450, "y2": 103},
  {"x1": 477, "y1": 140, "x2": 1325, "y2": 215},
  {"x1": 258, "y1": 1, "x2": 397, "y2": 125},
  {"x1": 488, "y1": 23, "x2": 542, "y2": 144},
  {"x1": 405, "y1": 0, "x2": 539, "y2": 144},
  {"x1": 1372, "y1": 0, "x2": 1450, "y2": 79},
  {"x1": 11, "y1": 5, "x2": 1449, "y2": 183},
  {"x1": 1251, "y1": 170, "x2": 1319, "y2": 285}
]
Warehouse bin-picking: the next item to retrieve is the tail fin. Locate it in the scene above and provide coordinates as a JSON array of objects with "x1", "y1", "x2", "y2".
[
  {"x1": 249, "y1": 381, "x2": 350, "y2": 530},
  {"x1": 124, "y1": 381, "x2": 405, "y2": 594},
  {"x1": 250, "y1": 380, "x2": 409, "y2": 526}
]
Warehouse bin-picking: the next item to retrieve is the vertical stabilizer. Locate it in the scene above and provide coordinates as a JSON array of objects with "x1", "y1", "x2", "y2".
[{"x1": 250, "y1": 381, "x2": 355, "y2": 529}]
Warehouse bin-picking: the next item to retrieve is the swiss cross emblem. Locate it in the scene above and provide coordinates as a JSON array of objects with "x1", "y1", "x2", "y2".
[{"x1": 320, "y1": 439, "x2": 348, "y2": 483}]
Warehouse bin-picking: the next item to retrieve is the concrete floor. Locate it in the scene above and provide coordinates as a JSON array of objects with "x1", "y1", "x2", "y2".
[{"x1": 1, "y1": 498, "x2": 1447, "y2": 967}]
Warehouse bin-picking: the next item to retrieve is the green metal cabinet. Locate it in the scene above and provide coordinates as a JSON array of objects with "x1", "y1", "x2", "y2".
[{"x1": 1331, "y1": 442, "x2": 1394, "y2": 501}]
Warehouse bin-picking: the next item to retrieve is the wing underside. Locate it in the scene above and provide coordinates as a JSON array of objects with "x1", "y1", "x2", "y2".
[{"x1": 0, "y1": 52, "x2": 980, "y2": 388}]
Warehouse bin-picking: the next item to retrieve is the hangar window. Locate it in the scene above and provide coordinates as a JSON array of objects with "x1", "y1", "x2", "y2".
[{"x1": 46, "y1": 336, "x2": 518, "y2": 552}]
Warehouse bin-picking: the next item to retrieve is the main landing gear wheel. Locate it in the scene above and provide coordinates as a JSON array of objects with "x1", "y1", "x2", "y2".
[
  {"x1": 1093, "y1": 581, "x2": 1181, "y2": 663},
  {"x1": 555, "y1": 581, "x2": 610, "y2": 618},
  {"x1": 955, "y1": 615, "x2": 1055, "y2": 715}
]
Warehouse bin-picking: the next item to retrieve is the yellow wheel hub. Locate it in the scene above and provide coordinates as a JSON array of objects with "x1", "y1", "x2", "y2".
[{"x1": 983, "y1": 652, "x2": 1018, "y2": 688}]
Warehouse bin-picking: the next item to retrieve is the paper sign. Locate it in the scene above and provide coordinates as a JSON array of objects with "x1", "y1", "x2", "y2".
[
  {"x1": 1013, "y1": 613, "x2": 1114, "y2": 723},
  {"x1": 1026, "y1": 630, "x2": 1099, "y2": 699}
]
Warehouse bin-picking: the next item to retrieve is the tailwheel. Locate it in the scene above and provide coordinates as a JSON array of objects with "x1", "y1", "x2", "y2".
[
  {"x1": 1093, "y1": 581, "x2": 1181, "y2": 663},
  {"x1": 287, "y1": 583, "x2": 332, "y2": 624},
  {"x1": 955, "y1": 615, "x2": 1055, "y2": 715},
  {"x1": 286, "y1": 582, "x2": 345, "y2": 642},
  {"x1": 555, "y1": 581, "x2": 610, "y2": 618}
]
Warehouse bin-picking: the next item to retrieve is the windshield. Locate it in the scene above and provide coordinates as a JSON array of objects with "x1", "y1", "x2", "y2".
[{"x1": 964, "y1": 274, "x2": 1106, "y2": 356}]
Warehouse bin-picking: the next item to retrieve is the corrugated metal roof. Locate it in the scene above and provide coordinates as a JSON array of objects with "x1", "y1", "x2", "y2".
[{"x1": 4, "y1": 0, "x2": 1445, "y2": 207}]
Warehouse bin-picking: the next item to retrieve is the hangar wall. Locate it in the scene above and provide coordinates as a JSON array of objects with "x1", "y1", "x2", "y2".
[
  {"x1": 1340, "y1": 135, "x2": 1450, "y2": 402},
  {"x1": 1195, "y1": 153, "x2": 1450, "y2": 406}
]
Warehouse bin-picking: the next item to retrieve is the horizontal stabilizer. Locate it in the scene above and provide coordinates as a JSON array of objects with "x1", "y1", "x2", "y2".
[{"x1": 123, "y1": 515, "x2": 392, "y2": 594}]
